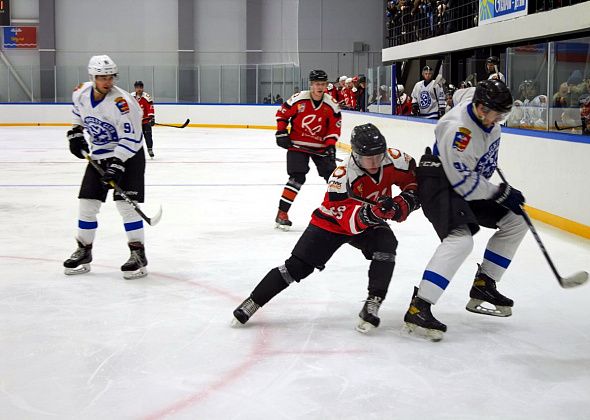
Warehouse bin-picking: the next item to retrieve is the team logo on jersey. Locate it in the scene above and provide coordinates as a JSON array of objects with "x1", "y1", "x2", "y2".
[
  {"x1": 452, "y1": 127, "x2": 472, "y2": 152},
  {"x1": 297, "y1": 103, "x2": 306, "y2": 113},
  {"x1": 114, "y1": 97, "x2": 130, "y2": 114},
  {"x1": 419, "y1": 91, "x2": 432, "y2": 109},
  {"x1": 84, "y1": 116, "x2": 118, "y2": 146},
  {"x1": 475, "y1": 138, "x2": 500, "y2": 179}
]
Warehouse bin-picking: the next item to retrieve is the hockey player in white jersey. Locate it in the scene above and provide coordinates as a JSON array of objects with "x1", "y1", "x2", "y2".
[
  {"x1": 486, "y1": 56, "x2": 506, "y2": 83},
  {"x1": 411, "y1": 66, "x2": 446, "y2": 119},
  {"x1": 63, "y1": 55, "x2": 149, "y2": 279},
  {"x1": 403, "y1": 79, "x2": 528, "y2": 341}
]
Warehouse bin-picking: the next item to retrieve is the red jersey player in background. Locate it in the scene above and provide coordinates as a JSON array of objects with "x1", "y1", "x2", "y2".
[
  {"x1": 132, "y1": 81, "x2": 156, "y2": 158},
  {"x1": 274, "y1": 69, "x2": 342, "y2": 230},
  {"x1": 232, "y1": 124, "x2": 420, "y2": 333}
]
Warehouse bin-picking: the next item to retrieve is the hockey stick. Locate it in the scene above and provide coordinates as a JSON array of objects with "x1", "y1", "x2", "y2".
[
  {"x1": 82, "y1": 152, "x2": 163, "y2": 226},
  {"x1": 291, "y1": 145, "x2": 343, "y2": 162},
  {"x1": 154, "y1": 118, "x2": 190, "y2": 129},
  {"x1": 554, "y1": 121, "x2": 582, "y2": 131},
  {"x1": 345, "y1": 178, "x2": 377, "y2": 206},
  {"x1": 496, "y1": 167, "x2": 588, "y2": 288}
]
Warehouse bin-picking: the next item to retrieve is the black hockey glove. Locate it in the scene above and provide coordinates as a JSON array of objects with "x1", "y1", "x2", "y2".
[
  {"x1": 275, "y1": 129, "x2": 292, "y2": 149},
  {"x1": 438, "y1": 107, "x2": 445, "y2": 118},
  {"x1": 325, "y1": 145, "x2": 336, "y2": 164},
  {"x1": 411, "y1": 103, "x2": 420, "y2": 116},
  {"x1": 101, "y1": 158, "x2": 125, "y2": 188},
  {"x1": 494, "y1": 183, "x2": 525, "y2": 215},
  {"x1": 67, "y1": 126, "x2": 88, "y2": 159},
  {"x1": 391, "y1": 190, "x2": 420, "y2": 222},
  {"x1": 149, "y1": 117, "x2": 155, "y2": 127}
]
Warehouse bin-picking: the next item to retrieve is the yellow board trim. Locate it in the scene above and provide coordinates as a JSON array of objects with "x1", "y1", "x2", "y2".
[{"x1": 524, "y1": 205, "x2": 590, "y2": 239}]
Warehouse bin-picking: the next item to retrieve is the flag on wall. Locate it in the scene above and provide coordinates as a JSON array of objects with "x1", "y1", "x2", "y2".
[{"x1": 3, "y1": 26, "x2": 37, "y2": 48}]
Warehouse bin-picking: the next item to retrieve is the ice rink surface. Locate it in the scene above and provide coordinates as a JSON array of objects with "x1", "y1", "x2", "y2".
[{"x1": 0, "y1": 126, "x2": 589, "y2": 420}]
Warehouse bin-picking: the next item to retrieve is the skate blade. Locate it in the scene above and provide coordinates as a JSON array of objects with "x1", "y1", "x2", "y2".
[
  {"x1": 122, "y1": 267, "x2": 148, "y2": 280},
  {"x1": 466, "y1": 299, "x2": 512, "y2": 317},
  {"x1": 64, "y1": 264, "x2": 91, "y2": 275},
  {"x1": 401, "y1": 322, "x2": 444, "y2": 342},
  {"x1": 356, "y1": 318, "x2": 377, "y2": 334},
  {"x1": 275, "y1": 223, "x2": 291, "y2": 232}
]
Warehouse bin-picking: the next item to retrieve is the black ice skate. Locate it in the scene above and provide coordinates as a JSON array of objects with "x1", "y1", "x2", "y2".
[
  {"x1": 402, "y1": 287, "x2": 447, "y2": 342},
  {"x1": 275, "y1": 210, "x2": 292, "y2": 231},
  {"x1": 466, "y1": 265, "x2": 513, "y2": 317},
  {"x1": 231, "y1": 296, "x2": 260, "y2": 327},
  {"x1": 63, "y1": 240, "x2": 93, "y2": 275},
  {"x1": 356, "y1": 295, "x2": 383, "y2": 333},
  {"x1": 148, "y1": 148, "x2": 155, "y2": 159},
  {"x1": 121, "y1": 241, "x2": 148, "y2": 279}
]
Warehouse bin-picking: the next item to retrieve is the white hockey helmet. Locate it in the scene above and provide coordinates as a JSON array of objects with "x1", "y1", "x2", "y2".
[{"x1": 88, "y1": 55, "x2": 118, "y2": 78}]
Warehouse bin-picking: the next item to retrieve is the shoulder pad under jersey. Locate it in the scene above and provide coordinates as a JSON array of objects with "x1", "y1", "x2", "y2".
[{"x1": 385, "y1": 148, "x2": 415, "y2": 171}]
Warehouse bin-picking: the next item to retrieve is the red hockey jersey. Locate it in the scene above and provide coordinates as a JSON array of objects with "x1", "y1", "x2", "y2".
[
  {"x1": 131, "y1": 91, "x2": 155, "y2": 124},
  {"x1": 311, "y1": 148, "x2": 418, "y2": 235},
  {"x1": 276, "y1": 90, "x2": 342, "y2": 151}
]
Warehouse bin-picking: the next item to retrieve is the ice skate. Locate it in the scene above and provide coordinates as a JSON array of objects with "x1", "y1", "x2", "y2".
[
  {"x1": 466, "y1": 265, "x2": 513, "y2": 317},
  {"x1": 231, "y1": 296, "x2": 260, "y2": 327},
  {"x1": 147, "y1": 148, "x2": 155, "y2": 159},
  {"x1": 63, "y1": 240, "x2": 92, "y2": 275},
  {"x1": 402, "y1": 287, "x2": 447, "y2": 342},
  {"x1": 275, "y1": 210, "x2": 292, "y2": 231},
  {"x1": 121, "y1": 241, "x2": 148, "y2": 279},
  {"x1": 356, "y1": 295, "x2": 383, "y2": 333}
]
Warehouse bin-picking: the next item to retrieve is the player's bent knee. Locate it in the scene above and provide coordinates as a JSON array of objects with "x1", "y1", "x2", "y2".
[
  {"x1": 281, "y1": 256, "x2": 315, "y2": 283},
  {"x1": 372, "y1": 251, "x2": 396, "y2": 263},
  {"x1": 79, "y1": 199, "x2": 101, "y2": 220},
  {"x1": 290, "y1": 175, "x2": 306, "y2": 185}
]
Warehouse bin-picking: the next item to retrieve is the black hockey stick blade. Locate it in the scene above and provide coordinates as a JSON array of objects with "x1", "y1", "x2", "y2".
[
  {"x1": 83, "y1": 152, "x2": 163, "y2": 226},
  {"x1": 155, "y1": 118, "x2": 190, "y2": 129},
  {"x1": 554, "y1": 120, "x2": 582, "y2": 131}
]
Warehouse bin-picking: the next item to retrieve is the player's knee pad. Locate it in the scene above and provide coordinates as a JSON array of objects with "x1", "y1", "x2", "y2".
[
  {"x1": 115, "y1": 200, "x2": 140, "y2": 223},
  {"x1": 79, "y1": 199, "x2": 101, "y2": 221},
  {"x1": 372, "y1": 251, "x2": 396, "y2": 263},
  {"x1": 279, "y1": 256, "x2": 315, "y2": 284},
  {"x1": 289, "y1": 174, "x2": 306, "y2": 186}
]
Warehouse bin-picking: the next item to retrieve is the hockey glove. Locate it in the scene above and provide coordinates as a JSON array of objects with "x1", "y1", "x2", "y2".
[
  {"x1": 357, "y1": 196, "x2": 396, "y2": 226},
  {"x1": 494, "y1": 183, "x2": 525, "y2": 215},
  {"x1": 149, "y1": 117, "x2": 155, "y2": 127},
  {"x1": 411, "y1": 103, "x2": 420, "y2": 116},
  {"x1": 325, "y1": 145, "x2": 336, "y2": 164},
  {"x1": 391, "y1": 190, "x2": 420, "y2": 222},
  {"x1": 67, "y1": 126, "x2": 89, "y2": 159},
  {"x1": 275, "y1": 130, "x2": 292, "y2": 149},
  {"x1": 101, "y1": 158, "x2": 125, "y2": 188},
  {"x1": 438, "y1": 107, "x2": 445, "y2": 118}
]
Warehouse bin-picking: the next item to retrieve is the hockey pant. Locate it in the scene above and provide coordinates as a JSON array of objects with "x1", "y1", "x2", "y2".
[{"x1": 250, "y1": 224, "x2": 397, "y2": 306}]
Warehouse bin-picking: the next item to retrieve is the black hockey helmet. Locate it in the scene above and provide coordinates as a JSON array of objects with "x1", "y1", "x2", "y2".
[
  {"x1": 309, "y1": 69, "x2": 328, "y2": 82},
  {"x1": 351, "y1": 123, "x2": 387, "y2": 156},
  {"x1": 422, "y1": 65, "x2": 433, "y2": 73},
  {"x1": 486, "y1": 56, "x2": 500, "y2": 65},
  {"x1": 134, "y1": 80, "x2": 144, "y2": 87},
  {"x1": 472, "y1": 79, "x2": 513, "y2": 113}
]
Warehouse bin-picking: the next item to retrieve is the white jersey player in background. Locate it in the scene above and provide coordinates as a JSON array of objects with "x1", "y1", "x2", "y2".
[
  {"x1": 63, "y1": 55, "x2": 149, "y2": 279},
  {"x1": 411, "y1": 65, "x2": 446, "y2": 119},
  {"x1": 486, "y1": 56, "x2": 506, "y2": 83},
  {"x1": 403, "y1": 79, "x2": 528, "y2": 341}
]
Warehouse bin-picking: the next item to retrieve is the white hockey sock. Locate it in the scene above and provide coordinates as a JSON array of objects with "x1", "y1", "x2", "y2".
[
  {"x1": 77, "y1": 199, "x2": 101, "y2": 245},
  {"x1": 418, "y1": 225, "x2": 473, "y2": 304},
  {"x1": 116, "y1": 201, "x2": 145, "y2": 244},
  {"x1": 480, "y1": 211, "x2": 528, "y2": 281}
]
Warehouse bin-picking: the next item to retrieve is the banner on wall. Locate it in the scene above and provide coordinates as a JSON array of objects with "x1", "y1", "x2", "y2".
[
  {"x1": 3, "y1": 26, "x2": 37, "y2": 48},
  {"x1": 478, "y1": 0, "x2": 528, "y2": 25}
]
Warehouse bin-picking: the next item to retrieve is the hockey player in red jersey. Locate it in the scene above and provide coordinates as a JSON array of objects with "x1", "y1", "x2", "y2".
[
  {"x1": 274, "y1": 69, "x2": 342, "y2": 230},
  {"x1": 132, "y1": 81, "x2": 156, "y2": 158},
  {"x1": 233, "y1": 124, "x2": 420, "y2": 333}
]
